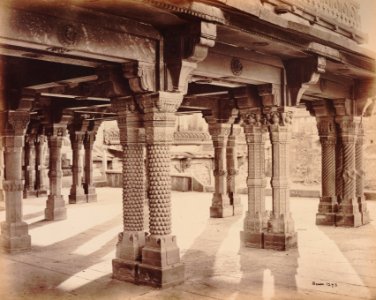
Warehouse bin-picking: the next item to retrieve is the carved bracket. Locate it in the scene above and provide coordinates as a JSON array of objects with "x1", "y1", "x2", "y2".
[
  {"x1": 284, "y1": 56, "x2": 326, "y2": 106},
  {"x1": 165, "y1": 21, "x2": 216, "y2": 94}
]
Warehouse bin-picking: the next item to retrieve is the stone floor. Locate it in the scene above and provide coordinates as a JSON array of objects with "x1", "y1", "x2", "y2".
[{"x1": 0, "y1": 188, "x2": 375, "y2": 300}]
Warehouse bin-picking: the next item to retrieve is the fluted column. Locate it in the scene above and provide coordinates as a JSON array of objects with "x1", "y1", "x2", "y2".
[
  {"x1": 356, "y1": 125, "x2": 370, "y2": 225},
  {"x1": 138, "y1": 92, "x2": 184, "y2": 288},
  {"x1": 241, "y1": 112, "x2": 268, "y2": 248},
  {"x1": 208, "y1": 123, "x2": 233, "y2": 218},
  {"x1": 83, "y1": 131, "x2": 97, "y2": 202},
  {"x1": 111, "y1": 97, "x2": 147, "y2": 284},
  {"x1": 69, "y1": 131, "x2": 86, "y2": 203},
  {"x1": 0, "y1": 111, "x2": 31, "y2": 252},
  {"x1": 23, "y1": 134, "x2": 37, "y2": 198},
  {"x1": 35, "y1": 134, "x2": 47, "y2": 197},
  {"x1": 264, "y1": 110, "x2": 297, "y2": 251},
  {"x1": 316, "y1": 118, "x2": 338, "y2": 225},
  {"x1": 335, "y1": 118, "x2": 362, "y2": 227},
  {"x1": 226, "y1": 124, "x2": 243, "y2": 216},
  {"x1": 45, "y1": 124, "x2": 67, "y2": 221}
]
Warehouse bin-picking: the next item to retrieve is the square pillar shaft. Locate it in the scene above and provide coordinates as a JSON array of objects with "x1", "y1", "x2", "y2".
[
  {"x1": 83, "y1": 132, "x2": 97, "y2": 202},
  {"x1": 23, "y1": 134, "x2": 37, "y2": 198},
  {"x1": 35, "y1": 134, "x2": 47, "y2": 197},
  {"x1": 69, "y1": 131, "x2": 86, "y2": 203}
]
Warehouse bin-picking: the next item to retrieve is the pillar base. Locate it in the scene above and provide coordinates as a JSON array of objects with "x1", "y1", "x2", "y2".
[
  {"x1": 86, "y1": 194, "x2": 97, "y2": 202},
  {"x1": 242, "y1": 231, "x2": 264, "y2": 248},
  {"x1": 69, "y1": 194, "x2": 87, "y2": 204},
  {"x1": 358, "y1": 196, "x2": 370, "y2": 225},
  {"x1": 138, "y1": 262, "x2": 185, "y2": 288},
  {"x1": 138, "y1": 235, "x2": 184, "y2": 288},
  {"x1": 210, "y1": 205, "x2": 234, "y2": 218},
  {"x1": 116, "y1": 231, "x2": 146, "y2": 261},
  {"x1": 36, "y1": 189, "x2": 48, "y2": 197},
  {"x1": 112, "y1": 259, "x2": 139, "y2": 283},
  {"x1": 232, "y1": 195, "x2": 243, "y2": 216},
  {"x1": 0, "y1": 221, "x2": 31, "y2": 253},
  {"x1": 335, "y1": 212, "x2": 362, "y2": 227},
  {"x1": 263, "y1": 232, "x2": 297, "y2": 251},
  {"x1": 45, "y1": 195, "x2": 67, "y2": 221},
  {"x1": 316, "y1": 213, "x2": 336, "y2": 226}
]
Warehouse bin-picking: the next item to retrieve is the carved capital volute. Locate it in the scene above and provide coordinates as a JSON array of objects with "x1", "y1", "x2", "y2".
[
  {"x1": 336, "y1": 116, "x2": 360, "y2": 138},
  {"x1": 284, "y1": 56, "x2": 326, "y2": 106},
  {"x1": 165, "y1": 21, "x2": 216, "y2": 93},
  {"x1": 69, "y1": 131, "x2": 85, "y2": 149},
  {"x1": 137, "y1": 92, "x2": 183, "y2": 115},
  {"x1": 264, "y1": 107, "x2": 294, "y2": 133},
  {"x1": 123, "y1": 61, "x2": 156, "y2": 93},
  {"x1": 6, "y1": 111, "x2": 30, "y2": 136},
  {"x1": 316, "y1": 117, "x2": 336, "y2": 138}
]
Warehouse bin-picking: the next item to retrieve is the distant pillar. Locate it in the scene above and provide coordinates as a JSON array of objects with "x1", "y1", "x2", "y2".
[
  {"x1": 83, "y1": 131, "x2": 97, "y2": 202},
  {"x1": 335, "y1": 118, "x2": 362, "y2": 227},
  {"x1": 208, "y1": 123, "x2": 234, "y2": 218},
  {"x1": 264, "y1": 109, "x2": 297, "y2": 251},
  {"x1": 355, "y1": 125, "x2": 370, "y2": 225},
  {"x1": 35, "y1": 134, "x2": 47, "y2": 197},
  {"x1": 69, "y1": 131, "x2": 86, "y2": 203},
  {"x1": 0, "y1": 111, "x2": 31, "y2": 252},
  {"x1": 240, "y1": 111, "x2": 268, "y2": 248},
  {"x1": 226, "y1": 124, "x2": 243, "y2": 216},
  {"x1": 45, "y1": 124, "x2": 67, "y2": 221},
  {"x1": 23, "y1": 134, "x2": 37, "y2": 198},
  {"x1": 0, "y1": 142, "x2": 4, "y2": 203},
  {"x1": 316, "y1": 118, "x2": 338, "y2": 225}
]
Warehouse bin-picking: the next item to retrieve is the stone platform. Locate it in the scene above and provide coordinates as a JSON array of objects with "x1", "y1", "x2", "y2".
[{"x1": 0, "y1": 187, "x2": 375, "y2": 300}]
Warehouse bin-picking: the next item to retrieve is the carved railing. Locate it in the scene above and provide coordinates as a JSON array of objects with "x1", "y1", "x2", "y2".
[{"x1": 261, "y1": 0, "x2": 363, "y2": 42}]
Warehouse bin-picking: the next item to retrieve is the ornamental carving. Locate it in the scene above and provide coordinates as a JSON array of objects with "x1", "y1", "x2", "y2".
[
  {"x1": 7, "y1": 111, "x2": 30, "y2": 135},
  {"x1": 231, "y1": 57, "x2": 243, "y2": 76},
  {"x1": 3, "y1": 180, "x2": 24, "y2": 192},
  {"x1": 58, "y1": 24, "x2": 81, "y2": 46}
]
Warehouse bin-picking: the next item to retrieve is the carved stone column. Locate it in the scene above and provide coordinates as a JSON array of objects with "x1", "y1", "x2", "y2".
[
  {"x1": 0, "y1": 142, "x2": 5, "y2": 203},
  {"x1": 137, "y1": 92, "x2": 184, "y2": 288},
  {"x1": 69, "y1": 131, "x2": 86, "y2": 204},
  {"x1": 316, "y1": 118, "x2": 338, "y2": 225},
  {"x1": 335, "y1": 118, "x2": 362, "y2": 227},
  {"x1": 226, "y1": 124, "x2": 243, "y2": 216},
  {"x1": 1, "y1": 111, "x2": 31, "y2": 252},
  {"x1": 83, "y1": 131, "x2": 97, "y2": 202},
  {"x1": 23, "y1": 134, "x2": 37, "y2": 198},
  {"x1": 111, "y1": 97, "x2": 147, "y2": 284},
  {"x1": 240, "y1": 111, "x2": 268, "y2": 248},
  {"x1": 355, "y1": 125, "x2": 370, "y2": 225},
  {"x1": 264, "y1": 109, "x2": 297, "y2": 251},
  {"x1": 208, "y1": 123, "x2": 233, "y2": 218},
  {"x1": 45, "y1": 124, "x2": 67, "y2": 221},
  {"x1": 35, "y1": 134, "x2": 47, "y2": 197}
]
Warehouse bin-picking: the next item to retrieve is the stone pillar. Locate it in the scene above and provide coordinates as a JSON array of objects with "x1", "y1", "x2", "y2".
[
  {"x1": 0, "y1": 111, "x2": 31, "y2": 252},
  {"x1": 355, "y1": 125, "x2": 370, "y2": 225},
  {"x1": 83, "y1": 131, "x2": 97, "y2": 202},
  {"x1": 111, "y1": 97, "x2": 147, "y2": 284},
  {"x1": 335, "y1": 118, "x2": 362, "y2": 227},
  {"x1": 264, "y1": 110, "x2": 297, "y2": 251},
  {"x1": 137, "y1": 92, "x2": 184, "y2": 288},
  {"x1": 23, "y1": 134, "x2": 37, "y2": 198},
  {"x1": 35, "y1": 134, "x2": 47, "y2": 197},
  {"x1": 241, "y1": 112, "x2": 268, "y2": 248},
  {"x1": 226, "y1": 124, "x2": 243, "y2": 216},
  {"x1": 208, "y1": 123, "x2": 234, "y2": 218},
  {"x1": 316, "y1": 118, "x2": 338, "y2": 225},
  {"x1": 69, "y1": 131, "x2": 86, "y2": 204},
  {"x1": 45, "y1": 124, "x2": 67, "y2": 221}
]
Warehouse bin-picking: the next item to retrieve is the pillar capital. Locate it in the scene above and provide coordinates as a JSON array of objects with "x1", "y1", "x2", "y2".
[{"x1": 3, "y1": 111, "x2": 30, "y2": 136}]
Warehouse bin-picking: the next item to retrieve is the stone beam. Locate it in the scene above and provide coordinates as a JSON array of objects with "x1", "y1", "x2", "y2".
[{"x1": 0, "y1": 5, "x2": 159, "y2": 64}]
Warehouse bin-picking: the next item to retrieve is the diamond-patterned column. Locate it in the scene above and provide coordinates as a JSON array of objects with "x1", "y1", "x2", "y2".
[
  {"x1": 137, "y1": 92, "x2": 184, "y2": 288},
  {"x1": 264, "y1": 109, "x2": 297, "y2": 251},
  {"x1": 23, "y1": 134, "x2": 37, "y2": 198},
  {"x1": 0, "y1": 111, "x2": 31, "y2": 252},
  {"x1": 355, "y1": 125, "x2": 370, "y2": 225},
  {"x1": 240, "y1": 111, "x2": 269, "y2": 248},
  {"x1": 35, "y1": 134, "x2": 47, "y2": 197},
  {"x1": 226, "y1": 124, "x2": 243, "y2": 216},
  {"x1": 69, "y1": 131, "x2": 86, "y2": 203},
  {"x1": 111, "y1": 96, "x2": 148, "y2": 284},
  {"x1": 335, "y1": 118, "x2": 362, "y2": 227},
  {"x1": 316, "y1": 118, "x2": 338, "y2": 225},
  {"x1": 45, "y1": 124, "x2": 67, "y2": 221}
]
